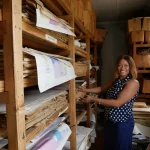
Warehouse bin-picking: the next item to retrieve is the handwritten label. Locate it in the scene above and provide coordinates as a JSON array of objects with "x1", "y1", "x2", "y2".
[{"x1": 45, "y1": 34, "x2": 57, "y2": 44}]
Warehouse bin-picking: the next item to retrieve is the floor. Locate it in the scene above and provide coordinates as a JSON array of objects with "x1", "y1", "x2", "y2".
[
  {"x1": 89, "y1": 129, "x2": 104, "y2": 150},
  {"x1": 89, "y1": 108, "x2": 105, "y2": 150}
]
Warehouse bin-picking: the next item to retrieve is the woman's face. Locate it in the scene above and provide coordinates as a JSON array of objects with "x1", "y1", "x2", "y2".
[{"x1": 117, "y1": 59, "x2": 130, "y2": 79}]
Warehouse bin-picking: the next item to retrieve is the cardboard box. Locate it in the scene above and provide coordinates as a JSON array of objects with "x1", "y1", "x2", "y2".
[
  {"x1": 83, "y1": 10, "x2": 91, "y2": 31},
  {"x1": 76, "y1": 0, "x2": 84, "y2": 22},
  {"x1": 130, "y1": 30, "x2": 144, "y2": 43},
  {"x1": 91, "y1": 9, "x2": 96, "y2": 36},
  {"x1": 145, "y1": 31, "x2": 150, "y2": 42},
  {"x1": 95, "y1": 29, "x2": 106, "y2": 42},
  {"x1": 71, "y1": 0, "x2": 77, "y2": 15},
  {"x1": 142, "y1": 79, "x2": 150, "y2": 93},
  {"x1": 142, "y1": 17, "x2": 150, "y2": 31},
  {"x1": 128, "y1": 18, "x2": 142, "y2": 32},
  {"x1": 134, "y1": 54, "x2": 150, "y2": 68},
  {"x1": 84, "y1": 1, "x2": 92, "y2": 12}
]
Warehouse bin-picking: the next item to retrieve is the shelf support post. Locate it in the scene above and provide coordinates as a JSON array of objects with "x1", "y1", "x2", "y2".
[
  {"x1": 68, "y1": 15, "x2": 76, "y2": 150},
  {"x1": 2, "y1": 0, "x2": 26, "y2": 149},
  {"x1": 86, "y1": 37, "x2": 91, "y2": 127}
]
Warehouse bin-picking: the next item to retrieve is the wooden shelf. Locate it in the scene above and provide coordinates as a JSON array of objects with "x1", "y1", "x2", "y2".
[
  {"x1": 76, "y1": 110, "x2": 87, "y2": 125},
  {"x1": 134, "y1": 43, "x2": 150, "y2": 48},
  {"x1": 0, "y1": 21, "x2": 71, "y2": 54},
  {"x1": 136, "y1": 99, "x2": 150, "y2": 103},
  {"x1": 75, "y1": 47, "x2": 87, "y2": 58},
  {"x1": 26, "y1": 104, "x2": 68, "y2": 143},
  {"x1": 138, "y1": 94, "x2": 150, "y2": 99},
  {"x1": 1, "y1": 0, "x2": 96, "y2": 148},
  {"x1": 41, "y1": 0, "x2": 72, "y2": 16},
  {"x1": 74, "y1": 17, "x2": 94, "y2": 40},
  {"x1": 56, "y1": 0, "x2": 72, "y2": 15},
  {"x1": 137, "y1": 70, "x2": 150, "y2": 73},
  {"x1": 41, "y1": 0, "x2": 64, "y2": 16},
  {"x1": 22, "y1": 21, "x2": 70, "y2": 52}
]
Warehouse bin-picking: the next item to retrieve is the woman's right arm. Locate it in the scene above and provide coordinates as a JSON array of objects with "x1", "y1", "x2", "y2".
[{"x1": 78, "y1": 79, "x2": 114, "y2": 94}]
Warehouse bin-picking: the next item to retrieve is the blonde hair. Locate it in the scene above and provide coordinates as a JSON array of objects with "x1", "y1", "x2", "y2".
[{"x1": 114, "y1": 55, "x2": 137, "y2": 79}]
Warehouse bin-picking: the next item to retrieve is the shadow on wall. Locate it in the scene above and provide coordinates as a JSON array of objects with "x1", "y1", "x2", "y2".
[{"x1": 97, "y1": 21, "x2": 129, "y2": 85}]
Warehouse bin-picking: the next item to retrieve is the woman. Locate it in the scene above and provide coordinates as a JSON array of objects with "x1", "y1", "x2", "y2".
[{"x1": 78, "y1": 55, "x2": 139, "y2": 150}]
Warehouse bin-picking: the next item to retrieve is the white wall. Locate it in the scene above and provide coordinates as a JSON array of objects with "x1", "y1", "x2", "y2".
[{"x1": 97, "y1": 21, "x2": 128, "y2": 85}]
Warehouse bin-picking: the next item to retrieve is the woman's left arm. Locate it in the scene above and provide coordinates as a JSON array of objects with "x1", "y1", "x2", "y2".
[{"x1": 82, "y1": 79, "x2": 139, "y2": 107}]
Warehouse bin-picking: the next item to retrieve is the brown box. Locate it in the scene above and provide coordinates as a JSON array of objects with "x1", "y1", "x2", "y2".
[
  {"x1": 76, "y1": 0, "x2": 84, "y2": 22},
  {"x1": 95, "y1": 29, "x2": 106, "y2": 42},
  {"x1": 128, "y1": 18, "x2": 142, "y2": 32},
  {"x1": 84, "y1": 1, "x2": 92, "y2": 12},
  {"x1": 142, "y1": 17, "x2": 150, "y2": 31},
  {"x1": 83, "y1": 10, "x2": 91, "y2": 31},
  {"x1": 61, "y1": 0, "x2": 72, "y2": 14},
  {"x1": 75, "y1": 62, "x2": 88, "y2": 77},
  {"x1": 145, "y1": 31, "x2": 150, "y2": 43},
  {"x1": 91, "y1": 9, "x2": 96, "y2": 36},
  {"x1": 81, "y1": 0, "x2": 92, "y2": 4},
  {"x1": 142, "y1": 79, "x2": 150, "y2": 93},
  {"x1": 134, "y1": 54, "x2": 150, "y2": 68},
  {"x1": 71, "y1": 0, "x2": 77, "y2": 15},
  {"x1": 130, "y1": 31, "x2": 144, "y2": 43}
]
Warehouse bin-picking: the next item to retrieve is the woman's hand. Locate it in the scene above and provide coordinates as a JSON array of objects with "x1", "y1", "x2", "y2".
[
  {"x1": 79, "y1": 95, "x2": 93, "y2": 103},
  {"x1": 77, "y1": 86, "x2": 87, "y2": 92}
]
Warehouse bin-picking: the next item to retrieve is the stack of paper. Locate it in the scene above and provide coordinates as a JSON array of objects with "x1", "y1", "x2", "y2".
[
  {"x1": 133, "y1": 104, "x2": 150, "y2": 127},
  {"x1": 29, "y1": 123, "x2": 71, "y2": 150},
  {"x1": 63, "y1": 126, "x2": 93, "y2": 150},
  {"x1": 0, "y1": 87, "x2": 68, "y2": 130}
]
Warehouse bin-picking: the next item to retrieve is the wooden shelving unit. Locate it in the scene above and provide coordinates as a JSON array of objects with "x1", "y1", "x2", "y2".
[
  {"x1": 75, "y1": 47, "x2": 88, "y2": 58},
  {"x1": 92, "y1": 44, "x2": 98, "y2": 120},
  {"x1": 132, "y1": 42, "x2": 150, "y2": 100},
  {"x1": 132, "y1": 43, "x2": 150, "y2": 73},
  {"x1": 76, "y1": 110, "x2": 87, "y2": 125},
  {"x1": 1, "y1": 0, "x2": 97, "y2": 149}
]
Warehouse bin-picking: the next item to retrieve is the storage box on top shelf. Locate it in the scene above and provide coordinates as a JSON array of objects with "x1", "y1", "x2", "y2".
[
  {"x1": 134, "y1": 54, "x2": 150, "y2": 68},
  {"x1": 76, "y1": 0, "x2": 84, "y2": 23},
  {"x1": 94, "y1": 29, "x2": 106, "y2": 43},
  {"x1": 142, "y1": 79, "x2": 150, "y2": 93},
  {"x1": 145, "y1": 31, "x2": 150, "y2": 43},
  {"x1": 83, "y1": 0, "x2": 92, "y2": 12},
  {"x1": 71, "y1": 0, "x2": 77, "y2": 16},
  {"x1": 128, "y1": 17, "x2": 142, "y2": 32},
  {"x1": 83, "y1": 10, "x2": 91, "y2": 31},
  {"x1": 142, "y1": 17, "x2": 150, "y2": 31},
  {"x1": 130, "y1": 30, "x2": 144, "y2": 43},
  {"x1": 91, "y1": 9, "x2": 96, "y2": 36}
]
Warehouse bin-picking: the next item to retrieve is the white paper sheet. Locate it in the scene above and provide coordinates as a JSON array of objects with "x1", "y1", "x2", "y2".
[
  {"x1": 26, "y1": 50, "x2": 76, "y2": 93},
  {"x1": 133, "y1": 123, "x2": 150, "y2": 138},
  {"x1": 26, "y1": 117, "x2": 65, "y2": 150},
  {"x1": 63, "y1": 126, "x2": 93, "y2": 150},
  {"x1": 36, "y1": 3, "x2": 75, "y2": 36}
]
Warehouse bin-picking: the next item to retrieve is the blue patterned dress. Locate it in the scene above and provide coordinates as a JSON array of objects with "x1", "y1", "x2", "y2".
[{"x1": 103, "y1": 75, "x2": 138, "y2": 150}]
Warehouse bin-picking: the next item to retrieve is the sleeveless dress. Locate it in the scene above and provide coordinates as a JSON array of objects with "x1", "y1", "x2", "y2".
[{"x1": 103, "y1": 75, "x2": 138, "y2": 150}]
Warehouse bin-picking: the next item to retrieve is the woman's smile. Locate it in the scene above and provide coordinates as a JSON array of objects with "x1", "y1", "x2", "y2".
[{"x1": 117, "y1": 59, "x2": 129, "y2": 79}]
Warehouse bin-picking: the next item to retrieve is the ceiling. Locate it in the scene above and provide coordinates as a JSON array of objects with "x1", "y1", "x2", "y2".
[{"x1": 92, "y1": 0, "x2": 150, "y2": 22}]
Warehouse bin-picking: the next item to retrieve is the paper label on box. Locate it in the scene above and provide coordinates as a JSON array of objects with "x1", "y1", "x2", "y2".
[{"x1": 45, "y1": 34, "x2": 57, "y2": 44}]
